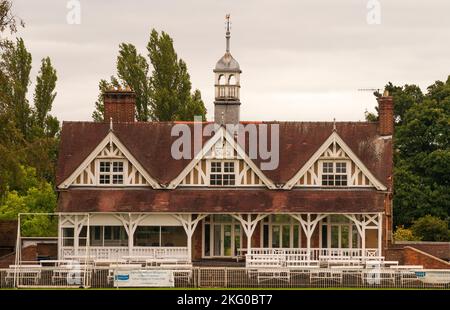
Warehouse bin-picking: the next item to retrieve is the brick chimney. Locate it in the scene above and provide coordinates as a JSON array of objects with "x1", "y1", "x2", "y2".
[
  {"x1": 377, "y1": 90, "x2": 394, "y2": 136},
  {"x1": 103, "y1": 87, "x2": 135, "y2": 123}
]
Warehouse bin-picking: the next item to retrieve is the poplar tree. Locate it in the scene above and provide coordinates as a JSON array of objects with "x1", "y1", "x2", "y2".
[{"x1": 92, "y1": 29, "x2": 207, "y2": 121}]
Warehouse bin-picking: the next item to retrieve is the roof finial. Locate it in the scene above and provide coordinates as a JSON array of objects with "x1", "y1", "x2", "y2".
[
  {"x1": 225, "y1": 14, "x2": 231, "y2": 53},
  {"x1": 109, "y1": 117, "x2": 113, "y2": 131},
  {"x1": 333, "y1": 118, "x2": 337, "y2": 131}
]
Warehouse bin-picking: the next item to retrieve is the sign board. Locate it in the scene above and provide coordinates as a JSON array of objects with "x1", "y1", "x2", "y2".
[
  {"x1": 415, "y1": 271, "x2": 450, "y2": 284},
  {"x1": 113, "y1": 269, "x2": 175, "y2": 287}
]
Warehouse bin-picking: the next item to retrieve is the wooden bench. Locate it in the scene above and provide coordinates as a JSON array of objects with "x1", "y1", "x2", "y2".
[
  {"x1": 51, "y1": 265, "x2": 90, "y2": 284},
  {"x1": 286, "y1": 259, "x2": 320, "y2": 267},
  {"x1": 362, "y1": 269, "x2": 396, "y2": 285},
  {"x1": 390, "y1": 265, "x2": 423, "y2": 285},
  {"x1": 253, "y1": 268, "x2": 290, "y2": 284},
  {"x1": 310, "y1": 269, "x2": 343, "y2": 284},
  {"x1": 6, "y1": 265, "x2": 42, "y2": 285},
  {"x1": 94, "y1": 258, "x2": 127, "y2": 267},
  {"x1": 326, "y1": 259, "x2": 361, "y2": 267},
  {"x1": 245, "y1": 254, "x2": 283, "y2": 268}
]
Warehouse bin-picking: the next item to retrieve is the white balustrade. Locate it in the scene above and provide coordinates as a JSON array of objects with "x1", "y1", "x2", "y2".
[
  {"x1": 61, "y1": 246, "x2": 189, "y2": 261},
  {"x1": 248, "y1": 248, "x2": 379, "y2": 261}
]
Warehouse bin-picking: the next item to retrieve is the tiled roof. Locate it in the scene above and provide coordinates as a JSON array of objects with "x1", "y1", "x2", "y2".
[{"x1": 56, "y1": 121, "x2": 392, "y2": 187}]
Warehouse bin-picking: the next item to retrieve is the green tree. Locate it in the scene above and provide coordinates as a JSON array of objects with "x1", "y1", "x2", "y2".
[
  {"x1": 393, "y1": 226, "x2": 419, "y2": 241},
  {"x1": 148, "y1": 29, "x2": 192, "y2": 121},
  {"x1": 0, "y1": 2, "x2": 59, "y2": 219},
  {"x1": 33, "y1": 57, "x2": 58, "y2": 135},
  {"x1": 0, "y1": 0, "x2": 23, "y2": 35},
  {"x1": 0, "y1": 166, "x2": 57, "y2": 237},
  {"x1": 0, "y1": 38, "x2": 32, "y2": 139},
  {"x1": 182, "y1": 89, "x2": 207, "y2": 121},
  {"x1": 117, "y1": 43, "x2": 150, "y2": 121},
  {"x1": 91, "y1": 76, "x2": 120, "y2": 122},
  {"x1": 411, "y1": 215, "x2": 450, "y2": 242},
  {"x1": 92, "y1": 29, "x2": 206, "y2": 122},
  {"x1": 385, "y1": 82, "x2": 424, "y2": 125},
  {"x1": 368, "y1": 77, "x2": 450, "y2": 227}
]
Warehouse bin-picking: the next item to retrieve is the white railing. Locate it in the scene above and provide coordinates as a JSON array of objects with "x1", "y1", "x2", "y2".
[
  {"x1": 132, "y1": 247, "x2": 189, "y2": 260},
  {"x1": 2, "y1": 266, "x2": 449, "y2": 289},
  {"x1": 248, "y1": 248, "x2": 379, "y2": 260},
  {"x1": 60, "y1": 246, "x2": 189, "y2": 261}
]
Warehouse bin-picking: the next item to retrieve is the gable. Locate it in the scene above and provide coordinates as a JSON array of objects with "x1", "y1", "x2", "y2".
[
  {"x1": 58, "y1": 131, "x2": 160, "y2": 189},
  {"x1": 284, "y1": 131, "x2": 387, "y2": 190},
  {"x1": 169, "y1": 128, "x2": 273, "y2": 188},
  {"x1": 57, "y1": 122, "x2": 392, "y2": 188}
]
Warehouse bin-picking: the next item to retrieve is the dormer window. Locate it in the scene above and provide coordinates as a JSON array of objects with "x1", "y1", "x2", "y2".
[
  {"x1": 321, "y1": 161, "x2": 348, "y2": 186},
  {"x1": 99, "y1": 160, "x2": 124, "y2": 185},
  {"x1": 210, "y1": 161, "x2": 236, "y2": 186}
]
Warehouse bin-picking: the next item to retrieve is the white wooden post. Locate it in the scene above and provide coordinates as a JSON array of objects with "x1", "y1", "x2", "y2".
[
  {"x1": 84, "y1": 213, "x2": 90, "y2": 286},
  {"x1": 57, "y1": 214, "x2": 62, "y2": 260},
  {"x1": 173, "y1": 214, "x2": 208, "y2": 262},
  {"x1": 231, "y1": 214, "x2": 267, "y2": 255},
  {"x1": 361, "y1": 220, "x2": 366, "y2": 257},
  {"x1": 13, "y1": 214, "x2": 21, "y2": 287},
  {"x1": 115, "y1": 213, "x2": 147, "y2": 257},
  {"x1": 378, "y1": 213, "x2": 383, "y2": 256},
  {"x1": 73, "y1": 215, "x2": 88, "y2": 256},
  {"x1": 73, "y1": 216, "x2": 79, "y2": 255},
  {"x1": 345, "y1": 214, "x2": 382, "y2": 258},
  {"x1": 345, "y1": 214, "x2": 365, "y2": 257},
  {"x1": 128, "y1": 213, "x2": 133, "y2": 256},
  {"x1": 291, "y1": 213, "x2": 327, "y2": 260}
]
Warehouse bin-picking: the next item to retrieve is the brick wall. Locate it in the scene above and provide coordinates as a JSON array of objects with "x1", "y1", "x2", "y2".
[
  {"x1": 385, "y1": 246, "x2": 450, "y2": 269},
  {"x1": 192, "y1": 223, "x2": 202, "y2": 260},
  {"x1": 377, "y1": 95, "x2": 394, "y2": 136},
  {"x1": 402, "y1": 246, "x2": 450, "y2": 269},
  {"x1": 0, "y1": 245, "x2": 37, "y2": 268},
  {"x1": 0, "y1": 243, "x2": 58, "y2": 268},
  {"x1": 104, "y1": 90, "x2": 135, "y2": 123},
  {"x1": 394, "y1": 242, "x2": 450, "y2": 261}
]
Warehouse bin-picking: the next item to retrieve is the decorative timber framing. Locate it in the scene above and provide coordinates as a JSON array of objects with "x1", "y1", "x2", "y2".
[
  {"x1": 168, "y1": 127, "x2": 276, "y2": 189},
  {"x1": 290, "y1": 213, "x2": 327, "y2": 259},
  {"x1": 58, "y1": 131, "x2": 160, "y2": 189},
  {"x1": 172, "y1": 214, "x2": 208, "y2": 262},
  {"x1": 114, "y1": 213, "x2": 148, "y2": 256},
  {"x1": 231, "y1": 214, "x2": 268, "y2": 253},
  {"x1": 58, "y1": 213, "x2": 89, "y2": 257},
  {"x1": 283, "y1": 131, "x2": 387, "y2": 190},
  {"x1": 343, "y1": 213, "x2": 383, "y2": 257}
]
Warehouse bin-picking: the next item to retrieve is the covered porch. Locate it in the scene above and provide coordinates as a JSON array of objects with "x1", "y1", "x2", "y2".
[{"x1": 57, "y1": 212, "x2": 384, "y2": 265}]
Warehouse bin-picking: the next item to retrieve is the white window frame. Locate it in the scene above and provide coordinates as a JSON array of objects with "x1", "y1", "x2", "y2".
[
  {"x1": 259, "y1": 215, "x2": 302, "y2": 249},
  {"x1": 96, "y1": 159, "x2": 127, "y2": 186},
  {"x1": 207, "y1": 160, "x2": 237, "y2": 186},
  {"x1": 319, "y1": 216, "x2": 360, "y2": 249},
  {"x1": 201, "y1": 215, "x2": 243, "y2": 258},
  {"x1": 319, "y1": 160, "x2": 350, "y2": 187}
]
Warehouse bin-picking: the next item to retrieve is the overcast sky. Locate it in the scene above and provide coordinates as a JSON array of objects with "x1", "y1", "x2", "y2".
[{"x1": 11, "y1": 0, "x2": 450, "y2": 122}]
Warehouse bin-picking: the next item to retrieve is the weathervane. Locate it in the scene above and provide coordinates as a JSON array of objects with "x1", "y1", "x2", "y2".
[{"x1": 225, "y1": 14, "x2": 231, "y2": 53}]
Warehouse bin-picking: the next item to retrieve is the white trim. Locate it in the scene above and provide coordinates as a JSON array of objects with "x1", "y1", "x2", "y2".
[
  {"x1": 259, "y1": 216, "x2": 303, "y2": 248},
  {"x1": 172, "y1": 214, "x2": 208, "y2": 262},
  {"x1": 283, "y1": 131, "x2": 387, "y2": 190},
  {"x1": 168, "y1": 127, "x2": 275, "y2": 189},
  {"x1": 201, "y1": 216, "x2": 243, "y2": 258},
  {"x1": 58, "y1": 131, "x2": 160, "y2": 189},
  {"x1": 231, "y1": 214, "x2": 268, "y2": 253}
]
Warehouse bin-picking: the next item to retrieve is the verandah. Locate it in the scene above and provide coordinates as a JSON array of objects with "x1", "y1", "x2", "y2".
[{"x1": 53, "y1": 212, "x2": 384, "y2": 263}]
